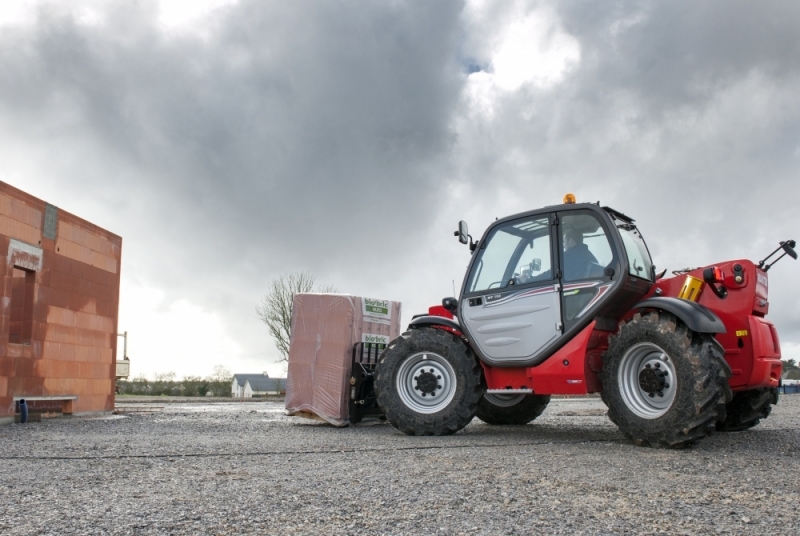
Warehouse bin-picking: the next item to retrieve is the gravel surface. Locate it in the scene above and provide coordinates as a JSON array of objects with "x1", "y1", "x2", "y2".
[{"x1": 1, "y1": 395, "x2": 798, "y2": 535}]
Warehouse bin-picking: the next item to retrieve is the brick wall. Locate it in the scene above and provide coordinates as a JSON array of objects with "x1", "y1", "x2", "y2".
[{"x1": 0, "y1": 181, "x2": 122, "y2": 419}]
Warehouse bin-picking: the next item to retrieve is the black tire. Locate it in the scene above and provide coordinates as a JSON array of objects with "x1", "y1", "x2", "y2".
[
  {"x1": 375, "y1": 327, "x2": 483, "y2": 436},
  {"x1": 716, "y1": 388, "x2": 778, "y2": 432},
  {"x1": 476, "y1": 393, "x2": 551, "y2": 425},
  {"x1": 600, "y1": 311, "x2": 732, "y2": 448}
]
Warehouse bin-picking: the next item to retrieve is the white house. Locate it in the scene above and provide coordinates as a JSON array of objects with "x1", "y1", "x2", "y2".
[{"x1": 231, "y1": 374, "x2": 285, "y2": 397}]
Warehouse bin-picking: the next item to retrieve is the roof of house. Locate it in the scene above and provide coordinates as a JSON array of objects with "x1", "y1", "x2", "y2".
[
  {"x1": 233, "y1": 373, "x2": 269, "y2": 387},
  {"x1": 246, "y1": 376, "x2": 276, "y2": 392}
]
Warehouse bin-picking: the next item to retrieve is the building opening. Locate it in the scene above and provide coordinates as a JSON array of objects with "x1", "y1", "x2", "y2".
[{"x1": 10, "y1": 267, "x2": 35, "y2": 345}]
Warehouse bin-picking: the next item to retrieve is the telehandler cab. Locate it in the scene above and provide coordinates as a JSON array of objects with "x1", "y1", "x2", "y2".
[{"x1": 374, "y1": 195, "x2": 796, "y2": 448}]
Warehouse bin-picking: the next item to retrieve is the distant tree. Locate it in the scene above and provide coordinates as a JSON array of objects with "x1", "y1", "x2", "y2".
[
  {"x1": 201, "y1": 365, "x2": 233, "y2": 397},
  {"x1": 182, "y1": 375, "x2": 210, "y2": 397},
  {"x1": 210, "y1": 364, "x2": 233, "y2": 382},
  {"x1": 148, "y1": 372, "x2": 176, "y2": 395},
  {"x1": 256, "y1": 272, "x2": 336, "y2": 361},
  {"x1": 783, "y1": 359, "x2": 799, "y2": 380},
  {"x1": 154, "y1": 371, "x2": 176, "y2": 382},
  {"x1": 129, "y1": 374, "x2": 151, "y2": 395}
]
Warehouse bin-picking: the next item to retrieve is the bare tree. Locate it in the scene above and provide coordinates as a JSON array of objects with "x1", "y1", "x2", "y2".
[
  {"x1": 154, "y1": 371, "x2": 176, "y2": 382},
  {"x1": 256, "y1": 272, "x2": 336, "y2": 361},
  {"x1": 210, "y1": 364, "x2": 233, "y2": 382}
]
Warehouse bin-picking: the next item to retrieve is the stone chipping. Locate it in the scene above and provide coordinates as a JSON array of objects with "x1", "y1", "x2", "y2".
[{"x1": 0, "y1": 396, "x2": 798, "y2": 535}]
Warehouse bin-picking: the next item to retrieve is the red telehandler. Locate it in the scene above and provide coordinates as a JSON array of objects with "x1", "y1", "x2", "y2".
[{"x1": 374, "y1": 195, "x2": 796, "y2": 448}]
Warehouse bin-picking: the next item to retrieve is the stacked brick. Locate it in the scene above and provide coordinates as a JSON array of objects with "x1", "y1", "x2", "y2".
[
  {"x1": 285, "y1": 294, "x2": 402, "y2": 426},
  {"x1": 0, "y1": 181, "x2": 122, "y2": 423}
]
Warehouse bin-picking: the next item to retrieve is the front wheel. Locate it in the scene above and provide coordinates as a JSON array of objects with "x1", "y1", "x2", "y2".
[
  {"x1": 601, "y1": 311, "x2": 732, "y2": 448},
  {"x1": 375, "y1": 328, "x2": 484, "y2": 435},
  {"x1": 476, "y1": 393, "x2": 551, "y2": 425}
]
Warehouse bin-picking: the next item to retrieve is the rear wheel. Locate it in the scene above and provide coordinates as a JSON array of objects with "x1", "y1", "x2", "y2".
[
  {"x1": 476, "y1": 393, "x2": 551, "y2": 425},
  {"x1": 375, "y1": 328, "x2": 483, "y2": 435},
  {"x1": 716, "y1": 388, "x2": 778, "y2": 432},
  {"x1": 601, "y1": 311, "x2": 732, "y2": 448}
]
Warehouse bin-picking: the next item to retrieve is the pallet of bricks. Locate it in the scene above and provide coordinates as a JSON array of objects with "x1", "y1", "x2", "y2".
[{"x1": 285, "y1": 294, "x2": 402, "y2": 426}]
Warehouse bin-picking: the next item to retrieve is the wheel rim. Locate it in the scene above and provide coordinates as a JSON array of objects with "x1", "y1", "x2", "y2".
[
  {"x1": 484, "y1": 393, "x2": 525, "y2": 407},
  {"x1": 396, "y1": 351, "x2": 457, "y2": 414},
  {"x1": 618, "y1": 342, "x2": 677, "y2": 419}
]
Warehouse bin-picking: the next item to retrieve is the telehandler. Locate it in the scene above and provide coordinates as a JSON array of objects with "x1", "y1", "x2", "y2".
[{"x1": 374, "y1": 195, "x2": 795, "y2": 448}]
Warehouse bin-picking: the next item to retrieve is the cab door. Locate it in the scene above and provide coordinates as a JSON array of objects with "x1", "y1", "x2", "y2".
[
  {"x1": 460, "y1": 215, "x2": 562, "y2": 365},
  {"x1": 557, "y1": 210, "x2": 616, "y2": 331}
]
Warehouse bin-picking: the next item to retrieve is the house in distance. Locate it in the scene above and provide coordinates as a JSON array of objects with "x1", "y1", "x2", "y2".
[{"x1": 231, "y1": 373, "x2": 284, "y2": 398}]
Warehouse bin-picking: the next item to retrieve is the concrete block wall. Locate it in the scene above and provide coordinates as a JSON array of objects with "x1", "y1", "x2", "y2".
[{"x1": 0, "y1": 181, "x2": 122, "y2": 420}]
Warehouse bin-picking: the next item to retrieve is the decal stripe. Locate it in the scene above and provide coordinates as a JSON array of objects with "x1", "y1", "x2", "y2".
[
  {"x1": 562, "y1": 281, "x2": 600, "y2": 291},
  {"x1": 484, "y1": 284, "x2": 558, "y2": 308},
  {"x1": 576, "y1": 283, "x2": 613, "y2": 318}
]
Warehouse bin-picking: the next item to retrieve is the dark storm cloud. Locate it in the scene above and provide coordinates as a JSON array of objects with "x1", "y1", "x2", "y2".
[
  {"x1": 561, "y1": 1, "x2": 800, "y2": 105},
  {"x1": 0, "y1": 0, "x2": 466, "y2": 363},
  {"x1": 1, "y1": 0, "x2": 799, "y2": 363},
  {"x1": 0, "y1": 0, "x2": 463, "y2": 267},
  {"x1": 454, "y1": 0, "x2": 800, "y2": 341}
]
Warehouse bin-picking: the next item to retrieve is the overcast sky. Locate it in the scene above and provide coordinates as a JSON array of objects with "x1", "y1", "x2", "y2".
[{"x1": 1, "y1": 0, "x2": 798, "y2": 379}]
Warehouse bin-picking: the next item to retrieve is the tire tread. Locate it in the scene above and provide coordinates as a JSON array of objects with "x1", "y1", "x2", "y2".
[
  {"x1": 375, "y1": 328, "x2": 483, "y2": 436},
  {"x1": 601, "y1": 311, "x2": 730, "y2": 449}
]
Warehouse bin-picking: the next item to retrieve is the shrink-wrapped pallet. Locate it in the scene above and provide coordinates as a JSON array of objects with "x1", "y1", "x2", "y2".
[{"x1": 285, "y1": 294, "x2": 402, "y2": 426}]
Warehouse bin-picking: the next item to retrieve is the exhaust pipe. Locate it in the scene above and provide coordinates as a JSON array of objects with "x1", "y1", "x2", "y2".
[{"x1": 18, "y1": 399, "x2": 28, "y2": 424}]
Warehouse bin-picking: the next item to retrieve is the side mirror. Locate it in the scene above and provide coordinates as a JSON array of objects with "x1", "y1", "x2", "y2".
[
  {"x1": 455, "y1": 221, "x2": 469, "y2": 245},
  {"x1": 782, "y1": 240, "x2": 798, "y2": 260},
  {"x1": 531, "y1": 258, "x2": 541, "y2": 272},
  {"x1": 442, "y1": 297, "x2": 458, "y2": 315}
]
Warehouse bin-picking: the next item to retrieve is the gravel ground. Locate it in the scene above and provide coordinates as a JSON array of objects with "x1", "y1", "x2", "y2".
[{"x1": 0, "y1": 395, "x2": 798, "y2": 535}]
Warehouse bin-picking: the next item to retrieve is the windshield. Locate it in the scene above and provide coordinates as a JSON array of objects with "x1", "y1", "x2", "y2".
[{"x1": 617, "y1": 223, "x2": 653, "y2": 281}]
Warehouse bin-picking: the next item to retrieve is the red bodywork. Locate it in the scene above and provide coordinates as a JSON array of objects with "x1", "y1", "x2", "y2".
[
  {"x1": 428, "y1": 259, "x2": 782, "y2": 395},
  {"x1": 647, "y1": 260, "x2": 781, "y2": 391}
]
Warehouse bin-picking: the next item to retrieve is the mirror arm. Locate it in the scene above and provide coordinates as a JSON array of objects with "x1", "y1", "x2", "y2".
[
  {"x1": 762, "y1": 252, "x2": 787, "y2": 272},
  {"x1": 759, "y1": 239, "x2": 797, "y2": 271}
]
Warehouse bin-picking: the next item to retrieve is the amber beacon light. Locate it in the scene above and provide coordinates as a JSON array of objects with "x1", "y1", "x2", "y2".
[{"x1": 563, "y1": 193, "x2": 577, "y2": 204}]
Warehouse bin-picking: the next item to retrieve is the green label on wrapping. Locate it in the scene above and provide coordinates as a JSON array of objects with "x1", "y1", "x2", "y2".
[
  {"x1": 362, "y1": 334, "x2": 390, "y2": 345},
  {"x1": 363, "y1": 298, "x2": 391, "y2": 319}
]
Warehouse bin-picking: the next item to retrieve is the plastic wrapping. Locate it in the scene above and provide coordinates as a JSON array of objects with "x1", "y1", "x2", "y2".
[{"x1": 285, "y1": 294, "x2": 402, "y2": 426}]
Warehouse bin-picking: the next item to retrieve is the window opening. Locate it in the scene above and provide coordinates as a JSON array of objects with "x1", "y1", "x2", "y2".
[
  {"x1": 560, "y1": 213, "x2": 614, "y2": 330},
  {"x1": 467, "y1": 217, "x2": 552, "y2": 293},
  {"x1": 10, "y1": 267, "x2": 35, "y2": 345},
  {"x1": 561, "y1": 213, "x2": 612, "y2": 282},
  {"x1": 616, "y1": 223, "x2": 654, "y2": 281}
]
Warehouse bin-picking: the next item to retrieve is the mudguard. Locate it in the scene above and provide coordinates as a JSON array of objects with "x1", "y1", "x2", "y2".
[
  {"x1": 633, "y1": 297, "x2": 726, "y2": 334},
  {"x1": 408, "y1": 315, "x2": 462, "y2": 333}
]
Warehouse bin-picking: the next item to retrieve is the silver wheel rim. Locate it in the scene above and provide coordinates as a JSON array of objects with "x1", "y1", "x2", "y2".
[
  {"x1": 618, "y1": 342, "x2": 677, "y2": 419},
  {"x1": 396, "y1": 351, "x2": 457, "y2": 414},
  {"x1": 484, "y1": 393, "x2": 525, "y2": 408}
]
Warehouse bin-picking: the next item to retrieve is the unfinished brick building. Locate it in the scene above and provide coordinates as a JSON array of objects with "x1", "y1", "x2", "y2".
[{"x1": 0, "y1": 181, "x2": 121, "y2": 424}]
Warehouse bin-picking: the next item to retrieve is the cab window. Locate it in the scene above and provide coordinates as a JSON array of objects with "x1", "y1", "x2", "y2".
[
  {"x1": 468, "y1": 217, "x2": 552, "y2": 293},
  {"x1": 617, "y1": 223, "x2": 653, "y2": 281},
  {"x1": 560, "y1": 213, "x2": 612, "y2": 282}
]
